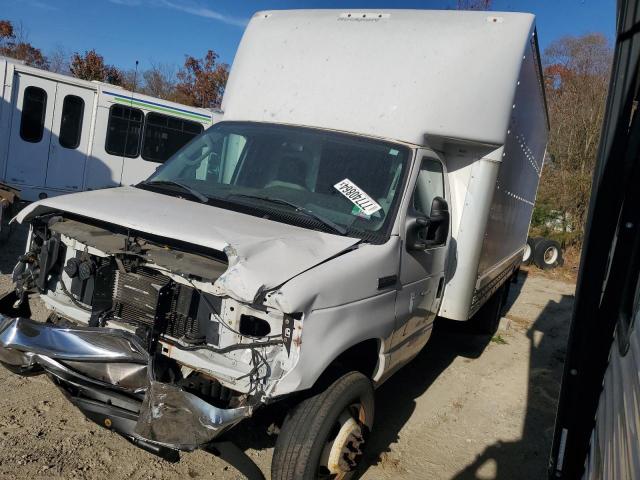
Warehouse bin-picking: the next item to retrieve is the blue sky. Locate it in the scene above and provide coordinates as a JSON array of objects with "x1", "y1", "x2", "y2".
[{"x1": 0, "y1": 0, "x2": 616, "y2": 72}]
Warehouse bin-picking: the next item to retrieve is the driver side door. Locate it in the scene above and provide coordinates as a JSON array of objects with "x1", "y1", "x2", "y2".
[{"x1": 389, "y1": 154, "x2": 450, "y2": 370}]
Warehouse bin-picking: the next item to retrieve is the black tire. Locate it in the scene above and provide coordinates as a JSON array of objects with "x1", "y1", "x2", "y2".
[
  {"x1": 501, "y1": 277, "x2": 512, "y2": 306},
  {"x1": 272, "y1": 371, "x2": 375, "y2": 480},
  {"x1": 522, "y1": 237, "x2": 536, "y2": 265},
  {"x1": 472, "y1": 284, "x2": 505, "y2": 335},
  {"x1": 533, "y1": 238, "x2": 563, "y2": 270}
]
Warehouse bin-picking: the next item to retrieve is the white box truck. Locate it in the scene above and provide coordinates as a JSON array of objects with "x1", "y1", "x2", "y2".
[
  {"x1": 0, "y1": 56, "x2": 219, "y2": 202},
  {"x1": 0, "y1": 10, "x2": 547, "y2": 478}
]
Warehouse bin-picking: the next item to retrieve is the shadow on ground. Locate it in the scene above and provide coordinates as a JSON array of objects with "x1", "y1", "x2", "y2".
[
  {"x1": 450, "y1": 278, "x2": 572, "y2": 479},
  {"x1": 221, "y1": 270, "x2": 574, "y2": 480}
]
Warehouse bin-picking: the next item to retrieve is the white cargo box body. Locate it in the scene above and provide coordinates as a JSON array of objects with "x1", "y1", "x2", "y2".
[
  {"x1": 0, "y1": 57, "x2": 220, "y2": 201},
  {"x1": 223, "y1": 9, "x2": 548, "y2": 320}
]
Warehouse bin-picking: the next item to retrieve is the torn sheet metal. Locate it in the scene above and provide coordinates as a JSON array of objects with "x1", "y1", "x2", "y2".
[
  {"x1": 0, "y1": 316, "x2": 148, "y2": 365},
  {"x1": 63, "y1": 360, "x2": 148, "y2": 391},
  {"x1": 0, "y1": 316, "x2": 150, "y2": 392},
  {"x1": 0, "y1": 315, "x2": 253, "y2": 450},
  {"x1": 135, "y1": 380, "x2": 252, "y2": 450},
  {"x1": 16, "y1": 186, "x2": 360, "y2": 303}
]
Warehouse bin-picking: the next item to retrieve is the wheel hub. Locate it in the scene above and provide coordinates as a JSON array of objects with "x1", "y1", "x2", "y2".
[
  {"x1": 327, "y1": 412, "x2": 364, "y2": 474},
  {"x1": 544, "y1": 246, "x2": 558, "y2": 264},
  {"x1": 327, "y1": 412, "x2": 365, "y2": 474}
]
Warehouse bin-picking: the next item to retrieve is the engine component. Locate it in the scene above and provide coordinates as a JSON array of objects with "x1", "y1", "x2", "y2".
[
  {"x1": 111, "y1": 266, "x2": 222, "y2": 344},
  {"x1": 36, "y1": 236, "x2": 62, "y2": 291},
  {"x1": 64, "y1": 257, "x2": 81, "y2": 278},
  {"x1": 67, "y1": 254, "x2": 110, "y2": 306},
  {"x1": 178, "y1": 373, "x2": 233, "y2": 407},
  {"x1": 78, "y1": 259, "x2": 95, "y2": 281}
]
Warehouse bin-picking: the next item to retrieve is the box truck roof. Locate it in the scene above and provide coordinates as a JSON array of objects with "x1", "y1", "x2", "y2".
[{"x1": 222, "y1": 9, "x2": 539, "y2": 147}]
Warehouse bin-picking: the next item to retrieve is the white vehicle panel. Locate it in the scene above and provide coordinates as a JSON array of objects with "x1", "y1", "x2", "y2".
[{"x1": 223, "y1": 10, "x2": 535, "y2": 147}]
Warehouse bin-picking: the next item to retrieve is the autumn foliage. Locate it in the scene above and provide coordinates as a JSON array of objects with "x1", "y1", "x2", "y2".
[
  {"x1": 0, "y1": 20, "x2": 48, "y2": 69},
  {"x1": 0, "y1": 19, "x2": 228, "y2": 109},
  {"x1": 534, "y1": 34, "x2": 612, "y2": 245},
  {"x1": 70, "y1": 49, "x2": 124, "y2": 85},
  {"x1": 175, "y1": 50, "x2": 228, "y2": 108}
]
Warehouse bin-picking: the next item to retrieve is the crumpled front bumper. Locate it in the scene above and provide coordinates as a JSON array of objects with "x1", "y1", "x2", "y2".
[{"x1": 0, "y1": 313, "x2": 252, "y2": 455}]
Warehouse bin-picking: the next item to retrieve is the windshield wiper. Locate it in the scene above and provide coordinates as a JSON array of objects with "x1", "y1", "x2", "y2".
[
  {"x1": 138, "y1": 180, "x2": 209, "y2": 203},
  {"x1": 228, "y1": 193, "x2": 348, "y2": 235}
]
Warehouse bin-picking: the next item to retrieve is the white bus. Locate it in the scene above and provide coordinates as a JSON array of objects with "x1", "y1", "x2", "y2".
[{"x1": 0, "y1": 56, "x2": 219, "y2": 201}]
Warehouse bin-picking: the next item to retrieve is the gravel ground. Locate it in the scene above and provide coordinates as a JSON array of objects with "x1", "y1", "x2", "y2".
[{"x1": 0, "y1": 225, "x2": 574, "y2": 479}]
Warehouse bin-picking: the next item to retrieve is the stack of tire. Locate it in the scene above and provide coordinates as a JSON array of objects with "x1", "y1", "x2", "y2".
[{"x1": 523, "y1": 236, "x2": 563, "y2": 270}]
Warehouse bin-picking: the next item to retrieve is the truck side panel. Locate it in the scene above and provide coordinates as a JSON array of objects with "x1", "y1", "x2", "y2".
[
  {"x1": 475, "y1": 32, "x2": 548, "y2": 305},
  {"x1": 438, "y1": 29, "x2": 548, "y2": 321}
]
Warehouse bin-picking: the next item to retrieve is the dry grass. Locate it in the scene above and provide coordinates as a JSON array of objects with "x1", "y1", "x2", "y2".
[{"x1": 523, "y1": 244, "x2": 581, "y2": 283}]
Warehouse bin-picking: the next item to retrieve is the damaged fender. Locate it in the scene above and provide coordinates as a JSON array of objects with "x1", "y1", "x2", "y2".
[{"x1": 13, "y1": 186, "x2": 361, "y2": 303}]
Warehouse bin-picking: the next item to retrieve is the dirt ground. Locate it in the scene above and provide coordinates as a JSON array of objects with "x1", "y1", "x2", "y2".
[{"x1": 0, "y1": 225, "x2": 575, "y2": 480}]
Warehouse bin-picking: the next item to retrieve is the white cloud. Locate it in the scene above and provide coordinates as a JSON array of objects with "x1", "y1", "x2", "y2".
[
  {"x1": 108, "y1": 0, "x2": 247, "y2": 27},
  {"x1": 17, "y1": 0, "x2": 59, "y2": 10},
  {"x1": 108, "y1": 0, "x2": 143, "y2": 5}
]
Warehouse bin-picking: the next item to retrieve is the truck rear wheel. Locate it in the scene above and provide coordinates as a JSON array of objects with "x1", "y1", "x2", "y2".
[
  {"x1": 272, "y1": 371, "x2": 374, "y2": 480},
  {"x1": 472, "y1": 284, "x2": 506, "y2": 335}
]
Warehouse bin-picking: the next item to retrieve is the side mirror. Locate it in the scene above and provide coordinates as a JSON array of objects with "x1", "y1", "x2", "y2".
[
  {"x1": 406, "y1": 196, "x2": 450, "y2": 251},
  {"x1": 407, "y1": 216, "x2": 431, "y2": 251},
  {"x1": 428, "y1": 197, "x2": 450, "y2": 246}
]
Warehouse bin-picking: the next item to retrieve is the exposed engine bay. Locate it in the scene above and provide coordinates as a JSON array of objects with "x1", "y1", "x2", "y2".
[{"x1": 2, "y1": 212, "x2": 302, "y2": 454}]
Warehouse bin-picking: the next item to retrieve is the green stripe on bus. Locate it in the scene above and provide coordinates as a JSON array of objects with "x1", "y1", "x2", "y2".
[{"x1": 113, "y1": 97, "x2": 211, "y2": 123}]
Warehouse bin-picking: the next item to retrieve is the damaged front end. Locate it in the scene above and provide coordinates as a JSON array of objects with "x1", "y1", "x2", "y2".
[
  {"x1": 0, "y1": 213, "x2": 299, "y2": 458},
  {"x1": 0, "y1": 315, "x2": 252, "y2": 458}
]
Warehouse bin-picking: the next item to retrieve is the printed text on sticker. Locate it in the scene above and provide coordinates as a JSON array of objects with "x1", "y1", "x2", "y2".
[{"x1": 334, "y1": 179, "x2": 382, "y2": 216}]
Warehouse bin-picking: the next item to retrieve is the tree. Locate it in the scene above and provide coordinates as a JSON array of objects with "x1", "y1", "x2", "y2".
[
  {"x1": 0, "y1": 20, "x2": 13, "y2": 39},
  {"x1": 175, "y1": 50, "x2": 228, "y2": 108},
  {"x1": 70, "y1": 49, "x2": 123, "y2": 85},
  {"x1": 143, "y1": 63, "x2": 177, "y2": 100},
  {"x1": 0, "y1": 19, "x2": 48, "y2": 69},
  {"x1": 48, "y1": 45, "x2": 70, "y2": 75},
  {"x1": 118, "y1": 69, "x2": 140, "y2": 92},
  {"x1": 535, "y1": 34, "x2": 612, "y2": 244}
]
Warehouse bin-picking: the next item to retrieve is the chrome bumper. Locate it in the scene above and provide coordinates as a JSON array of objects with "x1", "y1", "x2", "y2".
[{"x1": 0, "y1": 314, "x2": 252, "y2": 453}]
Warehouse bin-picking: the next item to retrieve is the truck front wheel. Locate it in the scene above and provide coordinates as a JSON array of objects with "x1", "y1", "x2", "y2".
[{"x1": 271, "y1": 371, "x2": 375, "y2": 480}]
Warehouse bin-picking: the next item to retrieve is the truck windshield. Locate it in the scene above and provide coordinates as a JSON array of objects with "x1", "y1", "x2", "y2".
[{"x1": 143, "y1": 121, "x2": 410, "y2": 241}]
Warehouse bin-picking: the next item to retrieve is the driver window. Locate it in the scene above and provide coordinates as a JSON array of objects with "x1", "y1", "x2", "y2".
[
  {"x1": 413, "y1": 158, "x2": 444, "y2": 215},
  {"x1": 193, "y1": 133, "x2": 247, "y2": 182},
  {"x1": 221, "y1": 134, "x2": 247, "y2": 183}
]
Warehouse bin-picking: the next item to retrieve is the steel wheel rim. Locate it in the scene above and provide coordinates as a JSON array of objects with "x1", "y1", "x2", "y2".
[
  {"x1": 317, "y1": 402, "x2": 370, "y2": 479},
  {"x1": 544, "y1": 246, "x2": 559, "y2": 264}
]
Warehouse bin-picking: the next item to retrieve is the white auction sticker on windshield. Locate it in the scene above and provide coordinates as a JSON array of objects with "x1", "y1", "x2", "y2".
[{"x1": 334, "y1": 178, "x2": 382, "y2": 216}]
